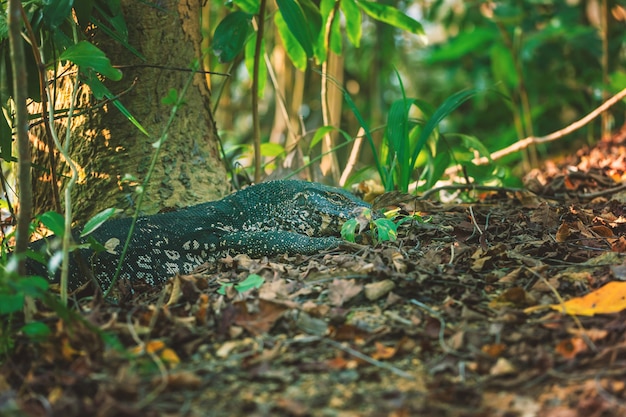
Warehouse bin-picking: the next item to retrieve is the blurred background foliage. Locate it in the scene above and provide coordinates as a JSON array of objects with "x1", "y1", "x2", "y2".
[{"x1": 207, "y1": 0, "x2": 626, "y2": 190}]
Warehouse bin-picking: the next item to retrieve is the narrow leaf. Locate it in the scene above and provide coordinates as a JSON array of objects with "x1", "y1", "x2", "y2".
[
  {"x1": 81, "y1": 208, "x2": 118, "y2": 237},
  {"x1": 276, "y1": 0, "x2": 314, "y2": 57},
  {"x1": 410, "y1": 89, "x2": 481, "y2": 171},
  {"x1": 341, "y1": 0, "x2": 362, "y2": 47},
  {"x1": 274, "y1": 12, "x2": 307, "y2": 70}
]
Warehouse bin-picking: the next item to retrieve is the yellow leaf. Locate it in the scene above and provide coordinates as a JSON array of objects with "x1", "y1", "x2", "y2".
[{"x1": 549, "y1": 281, "x2": 626, "y2": 316}]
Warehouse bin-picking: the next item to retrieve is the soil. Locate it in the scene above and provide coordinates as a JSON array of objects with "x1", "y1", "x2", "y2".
[{"x1": 3, "y1": 130, "x2": 626, "y2": 417}]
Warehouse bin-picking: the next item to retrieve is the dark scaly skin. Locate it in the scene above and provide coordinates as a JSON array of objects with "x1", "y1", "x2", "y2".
[{"x1": 27, "y1": 180, "x2": 373, "y2": 289}]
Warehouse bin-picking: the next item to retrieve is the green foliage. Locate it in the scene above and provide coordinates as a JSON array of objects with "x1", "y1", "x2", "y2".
[
  {"x1": 342, "y1": 209, "x2": 428, "y2": 244},
  {"x1": 0, "y1": 0, "x2": 149, "y2": 164},
  {"x1": 218, "y1": 273, "x2": 265, "y2": 295},
  {"x1": 0, "y1": 262, "x2": 51, "y2": 357}
]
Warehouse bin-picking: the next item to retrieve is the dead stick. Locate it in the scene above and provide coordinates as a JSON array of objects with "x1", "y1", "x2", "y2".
[{"x1": 450, "y1": 87, "x2": 626, "y2": 171}]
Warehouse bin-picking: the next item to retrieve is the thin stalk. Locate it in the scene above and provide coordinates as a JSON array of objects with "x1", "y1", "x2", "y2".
[
  {"x1": 251, "y1": 0, "x2": 267, "y2": 183},
  {"x1": 320, "y1": 0, "x2": 341, "y2": 182},
  {"x1": 8, "y1": 0, "x2": 32, "y2": 274},
  {"x1": 600, "y1": 0, "x2": 609, "y2": 138}
]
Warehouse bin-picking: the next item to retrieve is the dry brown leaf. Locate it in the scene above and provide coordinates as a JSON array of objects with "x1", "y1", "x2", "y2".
[{"x1": 328, "y1": 279, "x2": 362, "y2": 307}]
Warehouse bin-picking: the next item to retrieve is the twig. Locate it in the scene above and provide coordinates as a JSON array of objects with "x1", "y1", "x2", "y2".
[
  {"x1": 447, "y1": 87, "x2": 626, "y2": 173},
  {"x1": 323, "y1": 338, "x2": 415, "y2": 380},
  {"x1": 339, "y1": 127, "x2": 365, "y2": 186},
  {"x1": 251, "y1": 0, "x2": 267, "y2": 183}
]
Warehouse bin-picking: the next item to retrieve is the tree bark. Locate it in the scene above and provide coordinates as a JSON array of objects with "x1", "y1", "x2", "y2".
[{"x1": 31, "y1": 0, "x2": 228, "y2": 223}]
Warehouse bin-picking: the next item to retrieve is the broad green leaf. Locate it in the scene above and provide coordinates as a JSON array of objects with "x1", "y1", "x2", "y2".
[
  {"x1": 260, "y1": 142, "x2": 285, "y2": 157},
  {"x1": 21, "y1": 322, "x2": 51, "y2": 340},
  {"x1": 14, "y1": 276, "x2": 50, "y2": 295},
  {"x1": 374, "y1": 218, "x2": 397, "y2": 242},
  {"x1": 299, "y1": 0, "x2": 323, "y2": 46},
  {"x1": 213, "y1": 11, "x2": 252, "y2": 63},
  {"x1": 341, "y1": 0, "x2": 362, "y2": 47},
  {"x1": 355, "y1": 1, "x2": 424, "y2": 35},
  {"x1": 448, "y1": 133, "x2": 492, "y2": 161},
  {"x1": 81, "y1": 208, "x2": 118, "y2": 237},
  {"x1": 60, "y1": 41, "x2": 122, "y2": 81},
  {"x1": 38, "y1": 211, "x2": 65, "y2": 237},
  {"x1": 43, "y1": 0, "x2": 74, "y2": 30},
  {"x1": 235, "y1": 274, "x2": 265, "y2": 292},
  {"x1": 161, "y1": 88, "x2": 179, "y2": 106},
  {"x1": 233, "y1": 0, "x2": 260, "y2": 14},
  {"x1": 0, "y1": 293, "x2": 24, "y2": 315},
  {"x1": 341, "y1": 218, "x2": 359, "y2": 242},
  {"x1": 244, "y1": 32, "x2": 267, "y2": 97},
  {"x1": 276, "y1": 0, "x2": 314, "y2": 58},
  {"x1": 275, "y1": 12, "x2": 307, "y2": 70}
]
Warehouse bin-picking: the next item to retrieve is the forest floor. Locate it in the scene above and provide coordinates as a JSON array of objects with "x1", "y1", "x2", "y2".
[{"x1": 4, "y1": 129, "x2": 626, "y2": 417}]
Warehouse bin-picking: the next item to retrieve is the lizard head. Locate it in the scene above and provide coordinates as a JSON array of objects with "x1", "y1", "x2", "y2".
[{"x1": 282, "y1": 181, "x2": 373, "y2": 236}]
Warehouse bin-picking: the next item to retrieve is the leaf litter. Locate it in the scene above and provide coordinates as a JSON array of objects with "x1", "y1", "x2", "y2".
[{"x1": 4, "y1": 133, "x2": 626, "y2": 416}]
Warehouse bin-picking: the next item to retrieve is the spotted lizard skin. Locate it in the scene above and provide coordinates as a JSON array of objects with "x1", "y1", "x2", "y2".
[{"x1": 27, "y1": 180, "x2": 372, "y2": 289}]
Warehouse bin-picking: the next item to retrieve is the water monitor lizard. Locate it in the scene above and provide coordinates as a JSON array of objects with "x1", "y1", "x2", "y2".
[{"x1": 27, "y1": 180, "x2": 373, "y2": 289}]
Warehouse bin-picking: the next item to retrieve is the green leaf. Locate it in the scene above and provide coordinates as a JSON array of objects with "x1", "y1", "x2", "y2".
[
  {"x1": 21, "y1": 321, "x2": 51, "y2": 341},
  {"x1": 81, "y1": 208, "x2": 118, "y2": 238},
  {"x1": 341, "y1": 218, "x2": 359, "y2": 243},
  {"x1": 244, "y1": 32, "x2": 267, "y2": 97},
  {"x1": 43, "y1": 0, "x2": 74, "y2": 30},
  {"x1": 14, "y1": 276, "x2": 50, "y2": 296},
  {"x1": 260, "y1": 142, "x2": 285, "y2": 157},
  {"x1": 310, "y1": 125, "x2": 336, "y2": 150},
  {"x1": 217, "y1": 283, "x2": 233, "y2": 295},
  {"x1": 374, "y1": 218, "x2": 397, "y2": 242},
  {"x1": 213, "y1": 11, "x2": 252, "y2": 63},
  {"x1": 161, "y1": 88, "x2": 179, "y2": 106},
  {"x1": 427, "y1": 28, "x2": 494, "y2": 63},
  {"x1": 274, "y1": 12, "x2": 307, "y2": 70},
  {"x1": 60, "y1": 41, "x2": 122, "y2": 81},
  {"x1": 355, "y1": 1, "x2": 424, "y2": 35},
  {"x1": 233, "y1": 0, "x2": 260, "y2": 14},
  {"x1": 0, "y1": 110, "x2": 12, "y2": 161},
  {"x1": 276, "y1": 0, "x2": 314, "y2": 58},
  {"x1": 38, "y1": 211, "x2": 65, "y2": 237},
  {"x1": 235, "y1": 274, "x2": 265, "y2": 292},
  {"x1": 0, "y1": 293, "x2": 24, "y2": 315},
  {"x1": 341, "y1": 0, "x2": 362, "y2": 47}
]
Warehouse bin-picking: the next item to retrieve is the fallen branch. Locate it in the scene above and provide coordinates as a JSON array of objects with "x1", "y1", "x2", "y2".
[{"x1": 455, "y1": 87, "x2": 626, "y2": 170}]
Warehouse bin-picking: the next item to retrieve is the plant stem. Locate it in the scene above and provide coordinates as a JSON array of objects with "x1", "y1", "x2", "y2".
[
  {"x1": 251, "y1": 0, "x2": 267, "y2": 183},
  {"x1": 8, "y1": 0, "x2": 32, "y2": 275}
]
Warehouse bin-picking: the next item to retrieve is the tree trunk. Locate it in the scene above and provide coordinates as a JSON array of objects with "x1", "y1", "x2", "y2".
[{"x1": 31, "y1": 0, "x2": 228, "y2": 224}]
